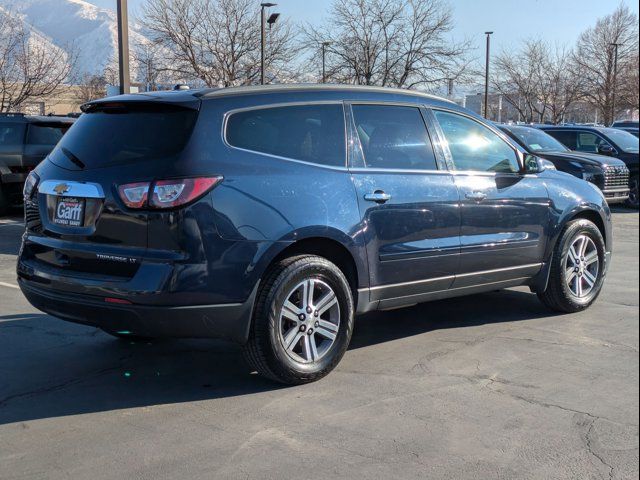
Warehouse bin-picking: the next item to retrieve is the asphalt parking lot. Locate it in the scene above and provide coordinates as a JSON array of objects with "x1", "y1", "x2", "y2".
[{"x1": 0, "y1": 209, "x2": 638, "y2": 480}]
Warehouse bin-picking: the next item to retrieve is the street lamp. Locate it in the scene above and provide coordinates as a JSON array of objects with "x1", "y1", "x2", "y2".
[
  {"x1": 321, "y1": 42, "x2": 331, "y2": 83},
  {"x1": 261, "y1": 3, "x2": 278, "y2": 85},
  {"x1": 483, "y1": 31, "x2": 493, "y2": 119},
  {"x1": 611, "y1": 42, "x2": 622, "y2": 124},
  {"x1": 116, "y1": 0, "x2": 130, "y2": 94}
]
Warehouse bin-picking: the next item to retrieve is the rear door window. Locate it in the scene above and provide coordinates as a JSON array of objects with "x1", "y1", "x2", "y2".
[
  {"x1": 49, "y1": 103, "x2": 199, "y2": 169},
  {"x1": 226, "y1": 104, "x2": 346, "y2": 167},
  {"x1": 351, "y1": 105, "x2": 438, "y2": 170},
  {"x1": 0, "y1": 123, "x2": 25, "y2": 146},
  {"x1": 26, "y1": 124, "x2": 67, "y2": 145},
  {"x1": 546, "y1": 130, "x2": 578, "y2": 150}
]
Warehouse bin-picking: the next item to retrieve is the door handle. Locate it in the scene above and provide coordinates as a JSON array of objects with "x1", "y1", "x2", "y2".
[
  {"x1": 465, "y1": 191, "x2": 487, "y2": 202},
  {"x1": 364, "y1": 190, "x2": 392, "y2": 204}
]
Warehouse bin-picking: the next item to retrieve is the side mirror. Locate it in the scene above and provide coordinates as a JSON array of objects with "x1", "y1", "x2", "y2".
[
  {"x1": 522, "y1": 155, "x2": 556, "y2": 174},
  {"x1": 597, "y1": 144, "x2": 616, "y2": 156}
]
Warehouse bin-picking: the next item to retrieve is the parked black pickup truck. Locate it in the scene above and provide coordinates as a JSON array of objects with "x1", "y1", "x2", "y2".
[
  {"x1": 499, "y1": 124, "x2": 630, "y2": 205},
  {"x1": 0, "y1": 113, "x2": 75, "y2": 214}
]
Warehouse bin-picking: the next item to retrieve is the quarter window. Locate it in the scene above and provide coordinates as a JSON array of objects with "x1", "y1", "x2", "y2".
[
  {"x1": 351, "y1": 105, "x2": 437, "y2": 170},
  {"x1": 434, "y1": 110, "x2": 519, "y2": 173},
  {"x1": 226, "y1": 104, "x2": 346, "y2": 167}
]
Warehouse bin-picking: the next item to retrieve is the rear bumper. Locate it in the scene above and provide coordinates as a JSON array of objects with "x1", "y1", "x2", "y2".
[{"x1": 18, "y1": 277, "x2": 258, "y2": 344}]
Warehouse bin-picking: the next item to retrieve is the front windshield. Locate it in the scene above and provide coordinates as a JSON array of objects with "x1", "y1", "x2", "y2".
[
  {"x1": 507, "y1": 126, "x2": 569, "y2": 153},
  {"x1": 603, "y1": 128, "x2": 639, "y2": 153}
]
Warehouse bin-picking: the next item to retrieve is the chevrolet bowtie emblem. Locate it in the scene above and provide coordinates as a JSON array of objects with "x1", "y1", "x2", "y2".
[{"x1": 54, "y1": 183, "x2": 70, "y2": 195}]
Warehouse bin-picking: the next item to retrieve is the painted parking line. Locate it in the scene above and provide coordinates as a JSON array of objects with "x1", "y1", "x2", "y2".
[{"x1": 0, "y1": 281, "x2": 19, "y2": 290}]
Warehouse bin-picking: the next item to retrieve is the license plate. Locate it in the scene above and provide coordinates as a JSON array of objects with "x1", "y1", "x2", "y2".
[{"x1": 53, "y1": 197, "x2": 85, "y2": 227}]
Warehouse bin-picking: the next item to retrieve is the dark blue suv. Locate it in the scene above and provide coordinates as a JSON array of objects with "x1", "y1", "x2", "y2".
[{"x1": 18, "y1": 85, "x2": 613, "y2": 384}]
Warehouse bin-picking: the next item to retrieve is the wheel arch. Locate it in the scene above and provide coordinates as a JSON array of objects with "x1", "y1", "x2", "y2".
[
  {"x1": 268, "y1": 236, "x2": 363, "y2": 299},
  {"x1": 532, "y1": 204, "x2": 610, "y2": 293}
]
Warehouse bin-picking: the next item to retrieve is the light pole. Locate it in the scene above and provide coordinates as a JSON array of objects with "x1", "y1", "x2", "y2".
[
  {"x1": 116, "y1": 0, "x2": 130, "y2": 94},
  {"x1": 321, "y1": 42, "x2": 331, "y2": 83},
  {"x1": 611, "y1": 42, "x2": 622, "y2": 124},
  {"x1": 483, "y1": 31, "x2": 493, "y2": 119},
  {"x1": 260, "y1": 3, "x2": 278, "y2": 85}
]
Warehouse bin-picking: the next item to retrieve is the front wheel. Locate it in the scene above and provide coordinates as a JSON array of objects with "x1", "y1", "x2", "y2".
[
  {"x1": 626, "y1": 175, "x2": 639, "y2": 209},
  {"x1": 538, "y1": 219, "x2": 606, "y2": 313},
  {"x1": 243, "y1": 255, "x2": 354, "y2": 385}
]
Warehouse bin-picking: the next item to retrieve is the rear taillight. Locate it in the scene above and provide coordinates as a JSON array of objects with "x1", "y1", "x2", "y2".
[
  {"x1": 117, "y1": 176, "x2": 222, "y2": 210},
  {"x1": 23, "y1": 171, "x2": 40, "y2": 200},
  {"x1": 118, "y1": 182, "x2": 150, "y2": 209}
]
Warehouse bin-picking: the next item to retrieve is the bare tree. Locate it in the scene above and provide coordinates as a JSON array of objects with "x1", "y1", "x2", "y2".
[
  {"x1": 302, "y1": 0, "x2": 471, "y2": 89},
  {"x1": 540, "y1": 46, "x2": 584, "y2": 124},
  {"x1": 493, "y1": 39, "x2": 583, "y2": 124},
  {"x1": 493, "y1": 40, "x2": 549, "y2": 123},
  {"x1": 0, "y1": 8, "x2": 75, "y2": 112},
  {"x1": 75, "y1": 73, "x2": 107, "y2": 104},
  {"x1": 618, "y1": 49, "x2": 639, "y2": 115},
  {"x1": 133, "y1": 41, "x2": 172, "y2": 91},
  {"x1": 573, "y1": 5, "x2": 639, "y2": 125},
  {"x1": 142, "y1": 0, "x2": 297, "y2": 87}
]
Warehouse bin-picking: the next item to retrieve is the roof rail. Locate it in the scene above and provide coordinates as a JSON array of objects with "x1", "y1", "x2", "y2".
[{"x1": 0, "y1": 112, "x2": 26, "y2": 117}]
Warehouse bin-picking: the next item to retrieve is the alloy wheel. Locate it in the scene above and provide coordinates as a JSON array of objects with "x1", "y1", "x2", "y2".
[
  {"x1": 565, "y1": 234, "x2": 599, "y2": 298},
  {"x1": 279, "y1": 278, "x2": 340, "y2": 364}
]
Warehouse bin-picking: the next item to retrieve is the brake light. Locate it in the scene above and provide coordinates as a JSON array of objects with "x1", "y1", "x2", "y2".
[
  {"x1": 117, "y1": 177, "x2": 222, "y2": 210},
  {"x1": 150, "y1": 177, "x2": 222, "y2": 209}
]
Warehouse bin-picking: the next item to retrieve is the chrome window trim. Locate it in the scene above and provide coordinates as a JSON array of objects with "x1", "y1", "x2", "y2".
[
  {"x1": 221, "y1": 101, "x2": 349, "y2": 170},
  {"x1": 38, "y1": 180, "x2": 105, "y2": 199},
  {"x1": 348, "y1": 167, "x2": 449, "y2": 175}
]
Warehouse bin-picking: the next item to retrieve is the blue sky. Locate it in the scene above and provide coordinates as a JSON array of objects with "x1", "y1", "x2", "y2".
[{"x1": 89, "y1": 0, "x2": 638, "y2": 54}]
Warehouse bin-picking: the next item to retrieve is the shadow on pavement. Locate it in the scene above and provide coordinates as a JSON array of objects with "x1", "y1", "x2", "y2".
[{"x1": 0, "y1": 289, "x2": 557, "y2": 425}]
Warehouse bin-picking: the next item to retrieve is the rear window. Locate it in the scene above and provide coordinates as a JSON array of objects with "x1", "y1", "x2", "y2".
[
  {"x1": 26, "y1": 124, "x2": 68, "y2": 145},
  {"x1": 49, "y1": 103, "x2": 198, "y2": 169},
  {"x1": 226, "y1": 104, "x2": 346, "y2": 167},
  {"x1": 0, "y1": 123, "x2": 25, "y2": 146}
]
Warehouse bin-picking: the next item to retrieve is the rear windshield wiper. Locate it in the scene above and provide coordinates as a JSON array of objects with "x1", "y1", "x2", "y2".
[{"x1": 61, "y1": 147, "x2": 86, "y2": 169}]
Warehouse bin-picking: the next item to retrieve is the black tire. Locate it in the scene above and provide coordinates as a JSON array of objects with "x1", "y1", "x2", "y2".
[
  {"x1": 243, "y1": 255, "x2": 354, "y2": 385},
  {"x1": 537, "y1": 219, "x2": 606, "y2": 313},
  {"x1": 626, "y1": 174, "x2": 639, "y2": 210},
  {"x1": 100, "y1": 329, "x2": 154, "y2": 342}
]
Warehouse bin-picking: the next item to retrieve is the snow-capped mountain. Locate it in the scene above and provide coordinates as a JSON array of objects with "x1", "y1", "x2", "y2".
[{"x1": 0, "y1": 0, "x2": 152, "y2": 78}]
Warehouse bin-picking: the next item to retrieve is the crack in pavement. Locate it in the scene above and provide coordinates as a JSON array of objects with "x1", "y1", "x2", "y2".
[
  {"x1": 0, "y1": 354, "x2": 135, "y2": 408},
  {"x1": 586, "y1": 417, "x2": 615, "y2": 480}
]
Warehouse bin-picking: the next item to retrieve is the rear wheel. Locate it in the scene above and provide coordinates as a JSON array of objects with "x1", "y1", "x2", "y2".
[
  {"x1": 538, "y1": 219, "x2": 606, "y2": 313},
  {"x1": 626, "y1": 174, "x2": 639, "y2": 209},
  {"x1": 243, "y1": 255, "x2": 354, "y2": 385}
]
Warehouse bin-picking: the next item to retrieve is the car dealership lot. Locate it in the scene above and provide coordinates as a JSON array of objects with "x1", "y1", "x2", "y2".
[{"x1": 0, "y1": 210, "x2": 638, "y2": 480}]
